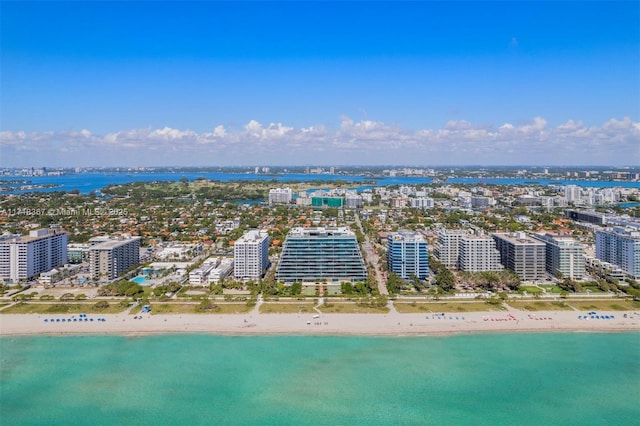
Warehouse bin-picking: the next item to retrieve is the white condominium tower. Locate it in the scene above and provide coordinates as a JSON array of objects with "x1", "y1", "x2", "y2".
[
  {"x1": 532, "y1": 233, "x2": 585, "y2": 280},
  {"x1": 0, "y1": 228, "x2": 68, "y2": 283},
  {"x1": 595, "y1": 227, "x2": 640, "y2": 279},
  {"x1": 268, "y1": 188, "x2": 292, "y2": 204},
  {"x1": 458, "y1": 235, "x2": 504, "y2": 272},
  {"x1": 435, "y1": 229, "x2": 466, "y2": 268},
  {"x1": 564, "y1": 185, "x2": 582, "y2": 203},
  {"x1": 234, "y1": 230, "x2": 270, "y2": 280}
]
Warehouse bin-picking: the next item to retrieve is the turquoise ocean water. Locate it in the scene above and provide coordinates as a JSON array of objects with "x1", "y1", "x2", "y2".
[{"x1": 1, "y1": 333, "x2": 639, "y2": 425}]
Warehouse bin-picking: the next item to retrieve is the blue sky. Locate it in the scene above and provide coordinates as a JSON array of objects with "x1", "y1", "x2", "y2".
[{"x1": 1, "y1": 1, "x2": 639, "y2": 167}]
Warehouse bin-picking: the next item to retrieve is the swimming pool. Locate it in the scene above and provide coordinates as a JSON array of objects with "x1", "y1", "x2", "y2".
[{"x1": 131, "y1": 276, "x2": 149, "y2": 285}]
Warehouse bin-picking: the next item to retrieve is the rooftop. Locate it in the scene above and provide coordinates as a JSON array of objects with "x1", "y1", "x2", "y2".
[
  {"x1": 288, "y1": 227, "x2": 355, "y2": 237},
  {"x1": 493, "y1": 232, "x2": 545, "y2": 245}
]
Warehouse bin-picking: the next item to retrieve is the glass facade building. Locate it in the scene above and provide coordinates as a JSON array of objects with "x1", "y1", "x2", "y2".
[
  {"x1": 276, "y1": 227, "x2": 366, "y2": 283},
  {"x1": 311, "y1": 197, "x2": 344, "y2": 208},
  {"x1": 387, "y1": 230, "x2": 429, "y2": 279}
]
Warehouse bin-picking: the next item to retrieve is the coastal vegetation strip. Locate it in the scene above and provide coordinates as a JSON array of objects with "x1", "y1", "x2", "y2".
[
  {"x1": 102, "y1": 179, "x2": 362, "y2": 200},
  {"x1": 564, "y1": 299, "x2": 640, "y2": 311},
  {"x1": 149, "y1": 303, "x2": 252, "y2": 314},
  {"x1": 1, "y1": 302, "x2": 127, "y2": 314},
  {"x1": 317, "y1": 302, "x2": 390, "y2": 314},
  {"x1": 394, "y1": 301, "x2": 507, "y2": 313},
  {"x1": 259, "y1": 303, "x2": 316, "y2": 314},
  {"x1": 506, "y1": 301, "x2": 573, "y2": 311}
]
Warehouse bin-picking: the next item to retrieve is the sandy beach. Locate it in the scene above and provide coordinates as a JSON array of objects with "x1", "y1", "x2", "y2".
[{"x1": 1, "y1": 309, "x2": 639, "y2": 337}]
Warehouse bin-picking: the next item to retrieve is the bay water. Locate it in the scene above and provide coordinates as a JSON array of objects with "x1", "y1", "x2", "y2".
[
  {"x1": 2, "y1": 172, "x2": 638, "y2": 195},
  {"x1": 1, "y1": 333, "x2": 638, "y2": 425}
]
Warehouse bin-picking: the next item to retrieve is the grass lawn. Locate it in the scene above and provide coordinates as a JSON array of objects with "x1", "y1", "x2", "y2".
[
  {"x1": 394, "y1": 302, "x2": 506, "y2": 314},
  {"x1": 150, "y1": 303, "x2": 252, "y2": 314},
  {"x1": 129, "y1": 305, "x2": 142, "y2": 315},
  {"x1": 520, "y1": 286, "x2": 543, "y2": 294},
  {"x1": 566, "y1": 299, "x2": 640, "y2": 311},
  {"x1": 0, "y1": 302, "x2": 127, "y2": 314},
  {"x1": 259, "y1": 303, "x2": 317, "y2": 314},
  {"x1": 538, "y1": 285, "x2": 563, "y2": 294},
  {"x1": 506, "y1": 301, "x2": 573, "y2": 311},
  {"x1": 318, "y1": 303, "x2": 389, "y2": 314}
]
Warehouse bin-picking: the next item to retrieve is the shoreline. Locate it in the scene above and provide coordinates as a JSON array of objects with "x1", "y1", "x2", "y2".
[{"x1": 2, "y1": 310, "x2": 639, "y2": 338}]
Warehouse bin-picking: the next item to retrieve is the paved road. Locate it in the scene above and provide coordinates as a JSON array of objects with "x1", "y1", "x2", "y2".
[{"x1": 354, "y1": 214, "x2": 388, "y2": 296}]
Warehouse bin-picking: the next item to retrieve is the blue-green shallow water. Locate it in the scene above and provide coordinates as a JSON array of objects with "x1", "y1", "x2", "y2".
[{"x1": 1, "y1": 333, "x2": 639, "y2": 425}]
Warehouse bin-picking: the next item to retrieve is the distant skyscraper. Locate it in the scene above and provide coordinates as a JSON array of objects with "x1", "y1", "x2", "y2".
[
  {"x1": 234, "y1": 230, "x2": 270, "y2": 280},
  {"x1": 564, "y1": 185, "x2": 582, "y2": 203},
  {"x1": 268, "y1": 187, "x2": 292, "y2": 204},
  {"x1": 0, "y1": 228, "x2": 68, "y2": 282},
  {"x1": 410, "y1": 197, "x2": 435, "y2": 209},
  {"x1": 387, "y1": 231, "x2": 429, "y2": 279}
]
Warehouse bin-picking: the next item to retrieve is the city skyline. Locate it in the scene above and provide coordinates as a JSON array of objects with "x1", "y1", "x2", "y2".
[{"x1": 1, "y1": 1, "x2": 638, "y2": 167}]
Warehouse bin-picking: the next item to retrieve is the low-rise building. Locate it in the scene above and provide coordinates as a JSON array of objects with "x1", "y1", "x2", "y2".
[{"x1": 209, "y1": 258, "x2": 234, "y2": 284}]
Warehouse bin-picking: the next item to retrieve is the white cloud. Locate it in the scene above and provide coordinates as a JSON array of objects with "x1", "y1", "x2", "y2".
[{"x1": 1, "y1": 116, "x2": 638, "y2": 166}]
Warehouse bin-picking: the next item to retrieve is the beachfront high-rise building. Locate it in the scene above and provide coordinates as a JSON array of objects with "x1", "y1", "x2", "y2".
[
  {"x1": 435, "y1": 229, "x2": 466, "y2": 268},
  {"x1": 268, "y1": 187, "x2": 292, "y2": 205},
  {"x1": 276, "y1": 227, "x2": 366, "y2": 283},
  {"x1": 595, "y1": 227, "x2": 640, "y2": 279},
  {"x1": 89, "y1": 236, "x2": 141, "y2": 281},
  {"x1": 532, "y1": 233, "x2": 585, "y2": 280},
  {"x1": 233, "y1": 230, "x2": 270, "y2": 280},
  {"x1": 0, "y1": 228, "x2": 68, "y2": 283},
  {"x1": 387, "y1": 230, "x2": 429, "y2": 280},
  {"x1": 492, "y1": 232, "x2": 546, "y2": 281},
  {"x1": 458, "y1": 235, "x2": 504, "y2": 272}
]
